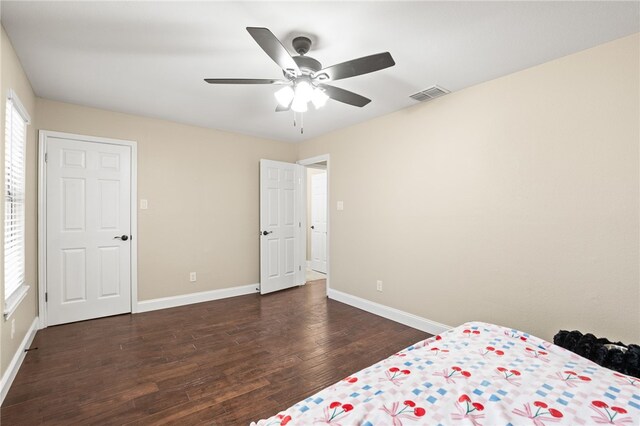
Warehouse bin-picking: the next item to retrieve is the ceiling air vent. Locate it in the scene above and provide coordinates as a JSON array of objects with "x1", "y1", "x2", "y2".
[{"x1": 410, "y1": 85, "x2": 450, "y2": 102}]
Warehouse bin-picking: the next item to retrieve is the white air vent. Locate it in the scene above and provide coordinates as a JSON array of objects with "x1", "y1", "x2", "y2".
[{"x1": 410, "y1": 85, "x2": 450, "y2": 102}]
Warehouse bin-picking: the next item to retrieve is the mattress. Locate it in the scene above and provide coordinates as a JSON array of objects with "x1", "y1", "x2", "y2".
[{"x1": 252, "y1": 321, "x2": 639, "y2": 425}]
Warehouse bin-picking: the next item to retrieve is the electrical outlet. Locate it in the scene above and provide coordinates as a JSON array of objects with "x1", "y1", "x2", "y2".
[
  {"x1": 11, "y1": 319, "x2": 15, "y2": 339},
  {"x1": 140, "y1": 199, "x2": 148, "y2": 210},
  {"x1": 376, "y1": 280, "x2": 383, "y2": 292},
  {"x1": 189, "y1": 272, "x2": 197, "y2": 282}
]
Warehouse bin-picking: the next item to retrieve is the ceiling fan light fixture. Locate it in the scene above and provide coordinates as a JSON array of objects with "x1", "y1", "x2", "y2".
[
  {"x1": 311, "y1": 88, "x2": 329, "y2": 109},
  {"x1": 294, "y1": 80, "x2": 314, "y2": 103},
  {"x1": 291, "y1": 96, "x2": 308, "y2": 113},
  {"x1": 274, "y1": 85, "x2": 294, "y2": 106}
]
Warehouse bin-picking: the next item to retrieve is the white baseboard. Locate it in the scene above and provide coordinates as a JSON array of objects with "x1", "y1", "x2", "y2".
[
  {"x1": 1, "y1": 316, "x2": 39, "y2": 405},
  {"x1": 327, "y1": 289, "x2": 451, "y2": 336},
  {"x1": 136, "y1": 284, "x2": 259, "y2": 313}
]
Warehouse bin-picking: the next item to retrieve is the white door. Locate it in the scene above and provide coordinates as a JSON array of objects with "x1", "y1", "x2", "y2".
[
  {"x1": 310, "y1": 171, "x2": 327, "y2": 273},
  {"x1": 260, "y1": 159, "x2": 304, "y2": 294},
  {"x1": 45, "y1": 136, "x2": 132, "y2": 326}
]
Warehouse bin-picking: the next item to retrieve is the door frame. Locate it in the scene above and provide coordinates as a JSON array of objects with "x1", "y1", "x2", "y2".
[
  {"x1": 297, "y1": 154, "x2": 330, "y2": 294},
  {"x1": 38, "y1": 130, "x2": 138, "y2": 329}
]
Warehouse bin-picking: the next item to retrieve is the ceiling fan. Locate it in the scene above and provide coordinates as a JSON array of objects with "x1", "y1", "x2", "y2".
[{"x1": 204, "y1": 27, "x2": 396, "y2": 120}]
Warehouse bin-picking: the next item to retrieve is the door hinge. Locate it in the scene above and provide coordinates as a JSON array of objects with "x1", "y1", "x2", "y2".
[
  {"x1": 44, "y1": 153, "x2": 48, "y2": 163},
  {"x1": 45, "y1": 292, "x2": 48, "y2": 302},
  {"x1": 299, "y1": 221, "x2": 301, "y2": 228},
  {"x1": 299, "y1": 265, "x2": 302, "y2": 271}
]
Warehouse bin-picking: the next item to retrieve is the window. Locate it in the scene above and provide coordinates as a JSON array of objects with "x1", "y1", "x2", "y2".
[{"x1": 4, "y1": 90, "x2": 30, "y2": 317}]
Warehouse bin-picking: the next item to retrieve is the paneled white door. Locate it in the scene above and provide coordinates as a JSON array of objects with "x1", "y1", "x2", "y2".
[
  {"x1": 45, "y1": 136, "x2": 132, "y2": 325},
  {"x1": 310, "y1": 171, "x2": 327, "y2": 273},
  {"x1": 260, "y1": 159, "x2": 304, "y2": 294}
]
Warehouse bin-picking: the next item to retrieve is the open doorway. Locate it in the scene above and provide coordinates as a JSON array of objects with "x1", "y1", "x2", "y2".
[
  {"x1": 298, "y1": 155, "x2": 330, "y2": 293},
  {"x1": 306, "y1": 164, "x2": 327, "y2": 282}
]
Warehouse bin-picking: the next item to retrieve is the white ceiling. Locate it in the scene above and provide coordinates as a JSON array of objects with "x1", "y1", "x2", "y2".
[{"x1": 2, "y1": 1, "x2": 638, "y2": 143}]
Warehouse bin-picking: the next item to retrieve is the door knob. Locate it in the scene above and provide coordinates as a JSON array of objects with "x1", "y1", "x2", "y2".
[
  {"x1": 114, "y1": 235, "x2": 129, "y2": 241},
  {"x1": 310, "y1": 226, "x2": 315, "y2": 229},
  {"x1": 262, "y1": 230, "x2": 273, "y2": 236}
]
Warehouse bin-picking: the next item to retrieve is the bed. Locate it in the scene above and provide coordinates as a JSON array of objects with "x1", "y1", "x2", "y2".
[{"x1": 252, "y1": 321, "x2": 639, "y2": 425}]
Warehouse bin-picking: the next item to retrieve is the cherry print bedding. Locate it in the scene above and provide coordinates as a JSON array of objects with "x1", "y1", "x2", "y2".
[{"x1": 252, "y1": 322, "x2": 639, "y2": 425}]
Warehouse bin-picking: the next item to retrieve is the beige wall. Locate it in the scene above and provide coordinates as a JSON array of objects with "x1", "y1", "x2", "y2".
[
  {"x1": 0, "y1": 27, "x2": 38, "y2": 377},
  {"x1": 36, "y1": 99, "x2": 297, "y2": 301},
  {"x1": 298, "y1": 33, "x2": 640, "y2": 342}
]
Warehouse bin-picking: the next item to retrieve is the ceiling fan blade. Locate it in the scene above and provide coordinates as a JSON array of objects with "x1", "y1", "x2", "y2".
[
  {"x1": 314, "y1": 52, "x2": 395, "y2": 81},
  {"x1": 204, "y1": 78, "x2": 286, "y2": 84},
  {"x1": 321, "y1": 85, "x2": 371, "y2": 107},
  {"x1": 246, "y1": 27, "x2": 300, "y2": 76}
]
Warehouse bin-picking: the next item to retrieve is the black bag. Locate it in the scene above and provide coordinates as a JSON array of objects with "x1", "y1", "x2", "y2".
[{"x1": 553, "y1": 330, "x2": 640, "y2": 378}]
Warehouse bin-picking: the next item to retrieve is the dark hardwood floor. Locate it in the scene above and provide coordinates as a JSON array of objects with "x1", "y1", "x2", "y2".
[{"x1": 1, "y1": 280, "x2": 429, "y2": 425}]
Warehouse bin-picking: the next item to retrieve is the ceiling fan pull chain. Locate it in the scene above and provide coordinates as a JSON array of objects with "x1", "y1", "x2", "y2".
[{"x1": 301, "y1": 112, "x2": 304, "y2": 134}]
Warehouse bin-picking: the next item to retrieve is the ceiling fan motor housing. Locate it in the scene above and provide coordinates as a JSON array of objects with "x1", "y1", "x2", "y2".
[
  {"x1": 292, "y1": 56, "x2": 322, "y2": 75},
  {"x1": 289, "y1": 36, "x2": 322, "y2": 76}
]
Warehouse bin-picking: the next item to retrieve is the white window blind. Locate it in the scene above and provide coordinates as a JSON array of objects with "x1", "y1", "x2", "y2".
[{"x1": 4, "y1": 92, "x2": 29, "y2": 302}]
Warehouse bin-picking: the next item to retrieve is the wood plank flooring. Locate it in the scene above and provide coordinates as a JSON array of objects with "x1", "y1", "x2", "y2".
[{"x1": 1, "y1": 280, "x2": 429, "y2": 425}]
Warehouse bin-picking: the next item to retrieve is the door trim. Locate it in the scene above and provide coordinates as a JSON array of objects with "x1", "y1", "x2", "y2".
[
  {"x1": 38, "y1": 130, "x2": 138, "y2": 329},
  {"x1": 297, "y1": 154, "x2": 330, "y2": 294}
]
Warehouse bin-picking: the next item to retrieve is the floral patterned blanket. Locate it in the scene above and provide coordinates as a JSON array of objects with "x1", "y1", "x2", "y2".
[{"x1": 252, "y1": 322, "x2": 639, "y2": 425}]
